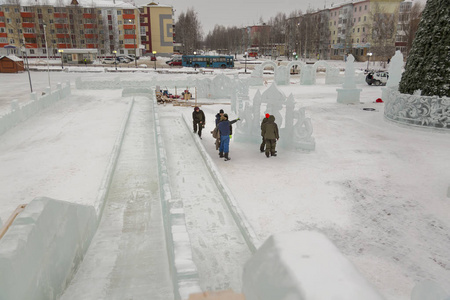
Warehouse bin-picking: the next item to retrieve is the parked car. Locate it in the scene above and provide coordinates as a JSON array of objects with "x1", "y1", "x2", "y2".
[
  {"x1": 366, "y1": 71, "x2": 389, "y2": 86},
  {"x1": 117, "y1": 56, "x2": 131, "y2": 63},
  {"x1": 102, "y1": 58, "x2": 116, "y2": 64},
  {"x1": 166, "y1": 59, "x2": 182, "y2": 66}
]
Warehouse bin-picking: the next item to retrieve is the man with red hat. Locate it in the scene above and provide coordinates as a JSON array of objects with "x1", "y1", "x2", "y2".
[{"x1": 260, "y1": 113, "x2": 270, "y2": 153}]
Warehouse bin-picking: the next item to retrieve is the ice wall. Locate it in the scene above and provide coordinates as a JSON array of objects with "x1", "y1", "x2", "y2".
[
  {"x1": 242, "y1": 231, "x2": 384, "y2": 300},
  {"x1": 0, "y1": 82, "x2": 71, "y2": 136},
  {"x1": 0, "y1": 197, "x2": 97, "y2": 300}
]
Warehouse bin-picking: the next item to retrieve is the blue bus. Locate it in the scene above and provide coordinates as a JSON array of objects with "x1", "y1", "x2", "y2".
[{"x1": 182, "y1": 55, "x2": 234, "y2": 69}]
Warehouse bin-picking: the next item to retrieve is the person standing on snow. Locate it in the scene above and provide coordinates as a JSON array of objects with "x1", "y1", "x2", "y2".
[
  {"x1": 260, "y1": 113, "x2": 270, "y2": 153},
  {"x1": 262, "y1": 115, "x2": 279, "y2": 158},
  {"x1": 217, "y1": 113, "x2": 240, "y2": 161},
  {"x1": 192, "y1": 106, "x2": 205, "y2": 138},
  {"x1": 215, "y1": 109, "x2": 225, "y2": 126}
]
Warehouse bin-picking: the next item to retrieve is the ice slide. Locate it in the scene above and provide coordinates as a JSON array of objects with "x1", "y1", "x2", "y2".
[{"x1": 60, "y1": 97, "x2": 253, "y2": 299}]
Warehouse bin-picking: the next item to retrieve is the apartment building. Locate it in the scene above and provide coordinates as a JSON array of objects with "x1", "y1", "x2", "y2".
[{"x1": 0, "y1": 0, "x2": 174, "y2": 58}]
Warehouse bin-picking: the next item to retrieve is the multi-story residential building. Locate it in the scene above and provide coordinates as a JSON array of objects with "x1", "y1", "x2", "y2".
[
  {"x1": 0, "y1": 0, "x2": 174, "y2": 58},
  {"x1": 139, "y1": 3, "x2": 173, "y2": 56}
]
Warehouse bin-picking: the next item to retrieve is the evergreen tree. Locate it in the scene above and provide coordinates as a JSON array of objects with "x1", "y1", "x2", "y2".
[{"x1": 398, "y1": 0, "x2": 450, "y2": 97}]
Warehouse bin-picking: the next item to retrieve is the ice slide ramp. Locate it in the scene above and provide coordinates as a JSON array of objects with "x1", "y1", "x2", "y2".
[{"x1": 60, "y1": 96, "x2": 174, "y2": 300}]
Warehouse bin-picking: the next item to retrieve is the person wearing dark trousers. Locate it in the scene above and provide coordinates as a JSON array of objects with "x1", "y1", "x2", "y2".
[
  {"x1": 260, "y1": 113, "x2": 270, "y2": 152},
  {"x1": 262, "y1": 115, "x2": 279, "y2": 157},
  {"x1": 192, "y1": 106, "x2": 205, "y2": 138},
  {"x1": 217, "y1": 114, "x2": 240, "y2": 161}
]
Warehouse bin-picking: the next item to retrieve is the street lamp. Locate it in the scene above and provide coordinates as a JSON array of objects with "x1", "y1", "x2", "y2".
[
  {"x1": 193, "y1": 51, "x2": 197, "y2": 70},
  {"x1": 367, "y1": 52, "x2": 373, "y2": 71},
  {"x1": 43, "y1": 24, "x2": 50, "y2": 88},
  {"x1": 113, "y1": 50, "x2": 117, "y2": 71},
  {"x1": 293, "y1": 51, "x2": 297, "y2": 60},
  {"x1": 152, "y1": 51, "x2": 156, "y2": 70},
  {"x1": 58, "y1": 49, "x2": 64, "y2": 69},
  {"x1": 244, "y1": 51, "x2": 248, "y2": 73},
  {"x1": 21, "y1": 46, "x2": 33, "y2": 93}
]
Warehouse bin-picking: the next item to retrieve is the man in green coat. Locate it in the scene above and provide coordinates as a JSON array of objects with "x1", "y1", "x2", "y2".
[
  {"x1": 260, "y1": 113, "x2": 270, "y2": 152},
  {"x1": 262, "y1": 115, "x2": 279, "y2": 157},
  {"x1": 192, "y1": 106, "x2": 205, "y2": 138}
]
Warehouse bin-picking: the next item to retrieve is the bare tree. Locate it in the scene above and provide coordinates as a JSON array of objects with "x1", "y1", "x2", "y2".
[
  {"x1": 404, "y1": 2, "x2": 424, "y2": 57},
  {"x1": 368, "y1": 3, "x2": 397, "y2": 62},
  {"x1": 175, "y1": 8, "x2": 202, "y2": 54}
]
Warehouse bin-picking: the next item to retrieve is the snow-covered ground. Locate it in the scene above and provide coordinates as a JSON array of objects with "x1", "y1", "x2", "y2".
[{"x1": 0, "y1": 62, "x2": 449, "y2": 299}]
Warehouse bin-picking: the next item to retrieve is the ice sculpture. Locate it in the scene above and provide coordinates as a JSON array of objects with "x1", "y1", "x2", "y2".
[{"x1": 336, "y1": 54, "x2": 362, "y2": 104}]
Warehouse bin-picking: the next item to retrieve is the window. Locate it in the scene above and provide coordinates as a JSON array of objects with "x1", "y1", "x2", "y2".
[
  {"x1": 117, "y1": 10, "x2": 122, "y2": 15},
  {"x1": 363, "y1": 27, "x2": 365, "y2": 32},
  {"x1": 0, "y1": 37, "x2": 6, "y2": 42},
  {"x1": 359, "y1": 6, "x2": 361, "y2": 11},
  {"x1": 358, "y1": 17, "x2": 361, "y2": 22},
  {"x1": 357, "y1": 28, "x2": 360, "y2": 32},
  {"x1": 334, "y1": 21, "x2": 336, "y2": 25},
  {"x1": 80, "y1": 30, "x2": 84, "y2": 34},
  {"x1": 14, "y1": 8, "x2": 19, "y2": 12},
  {"x1": 8, "y1": 28, "x2": 13, "y2": 33},
  {"x1": 6, "y1": 18, "x2": 11, "y2": 24},
  {"x1": 81, "y1": 40, "x2": 85, "y2": 44},
  {"x1": 0, "y1": 28, "x2": 4, "y2": 33},
  {"x1": 48, "y1": 9, "x2": 52, "y2": 13},
  {"x1": 118, "y1": 20, "x2": 122, "y2": 24},
  {"x1": 30, "y1": 49, "x2": 35, "y2": 54},
  {"x1": 5, "y1": 8, "x2": 9, "y2": 12},
  {"x1": 37, "y1": 8, "x2": 42, "y2": 13},
  {"x1": 10, "y1": 38, "x2": 15, "y2": 44},
  {"x1": 49, "y1": 19, "x2": 54, "y2": 23},
  {"x1": 365, "y1": 5, "x2": 367, "y2": 10},
  {"x1": 364, "y1": 16, "x2": 366, "y2": 21},
  {"x1": 43, "y1": 48, "x2": 47, "y2": 54},
  {"x1": 353, "y1": 28, "x2": 355, "y2": 33},
  {"x1": 357, "y1": 38, "x2": 359, "y2": 43},
  {"x1": 354, "y1": 7, "x2": 357, "y2": 12}
]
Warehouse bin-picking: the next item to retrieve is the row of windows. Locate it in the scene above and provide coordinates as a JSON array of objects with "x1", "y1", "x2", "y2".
[
  {"x1": 329, "y1": 15, "x2": 367, "y2": 26},
  {"x1": 330, "y1": 37, "x2": 366, "y2": 44},
  {"x1": 0, "y1": 6, "x2": 133, "y2": 15}
]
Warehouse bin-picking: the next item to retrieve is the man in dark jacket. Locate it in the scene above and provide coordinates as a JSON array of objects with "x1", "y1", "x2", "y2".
[
  {"x1": 192, "y1": 106, "x2": 205, "y2": 138},
  {"x1": 260, "y1": 113, "x2": 270, "y2": 152},
  {"x1": 217, "y1": 114, "x2": 239, "y2": 161},
  {"x1": 262, "y1": 115, "x2": 279, "y2": 157}
]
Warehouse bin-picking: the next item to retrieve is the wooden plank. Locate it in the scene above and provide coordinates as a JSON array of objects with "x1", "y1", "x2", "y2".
[{"x1": 0, "y1": 204, "x2": 27, "y2": 239}]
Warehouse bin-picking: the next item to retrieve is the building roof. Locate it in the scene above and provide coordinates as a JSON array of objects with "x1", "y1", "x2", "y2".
[{"x1": 0, "y1": 55, "x2": 23, "y2": 62}]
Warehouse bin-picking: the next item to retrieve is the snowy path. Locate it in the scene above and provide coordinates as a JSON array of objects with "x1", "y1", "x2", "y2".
[
  {"x1": 60, "y1": 97, "x2": 174, "y2": 300},
  {"x1": 159, "y1": 112, "x2": 253, "y2": 292}
]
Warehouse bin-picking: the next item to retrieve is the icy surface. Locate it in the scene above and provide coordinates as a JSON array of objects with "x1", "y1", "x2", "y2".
[
  {"x1": 1, "y1": 65, "x2": 449, "y2": 299},
  {"x1": 242, "y1": 231, "x2": 384, "y2": 300}
]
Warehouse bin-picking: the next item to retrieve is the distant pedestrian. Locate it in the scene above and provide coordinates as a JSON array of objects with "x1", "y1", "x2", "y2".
[
  {"x1": 192, "y1": 106, "x2": 205, "y2": 138},
  {"x1": 217, "y1": 113, "x2": 240, "y2": 161},
  {"x1": 262, "y1": 115, "x2": 279, "y2": 158},
  {"x1": 215, "y1": 109, "x2": 225, "y2": 126},
  {"x1": 260, "y1": 113, "x2": 270, "y2": 153}
]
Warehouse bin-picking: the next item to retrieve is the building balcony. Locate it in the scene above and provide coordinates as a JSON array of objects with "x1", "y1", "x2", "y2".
[
  {"x1": 56, "y1": 33, "x2": 70, "y2": 38},
  {"x1": 25, "y1": 43, "x2": 38, "y2": 48},
  {"x1": 23, "y1": 33, "x2": 36, "y2": 38},
  {"x1": 22, "y1": 23, "x2": 35, "y2": 28},
  {"x1": 83, "y1": 13, "x2": 95, "y2": 19},
  {"x1": 124, "y1": 44, "x2": 136, "y2": 49},
  {"x1": 0, "y1": 11, "x2": 4, "y2": 17},
  {"x1": 0, "y1": 43, "x2": 8, "y2": 48},
  {"x1": 55, "y1": 24, "x2": 67, "y2": 29},
  {"x1": 124, "y1": 34, "x2": 135, "y2": 39},
  {"x1": 57, "y1": 43, "x2": 70, "y2": 48},
  {"x1": 84, "y1": 34, "x2": 96, "y2": 39},
  {"x1": 123, "y1": 25, "x2": 134, "y2": 30},
  {"x1": 86, "y1": 44, "x2": 96, "y2": 48},
  {"x1": 54, "y1": 13, "x2": 67, "y2": 18},
  {"x1": 20, "y1": 12, "x2": 34, "y2": 18},
  {"x1": 84, "y1": 24, "x2": 95, "y2": 28},
  {"x1": 123, "y1": 14, "x2": 135, "y2": 19}
]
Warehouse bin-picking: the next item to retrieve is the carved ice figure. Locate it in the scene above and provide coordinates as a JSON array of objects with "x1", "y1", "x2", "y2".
[
  {"x1": 275, "y1": 65, "x2": 289, "y2": 85},
  {"x1": 337, "y1": 54, "x2": 362, "y2": 104},
  {"x1": 386, "y1": 50, "x2": 404, "y2": 88},
  {"x1": 211, "y1": 74, "x2": 233, "y2": 98},
  {"x1": 342, "y1": 54, "x2": 357, "y2": 89},
  {"x1": 249, "y1": 65, "x2": 264, "y2": 86},
  {"x1": 300, "y1": 65, "x2": 315, "y2": 85},
  {"x1": 293, "y1": 107, "x2": 316, "y2": 150},
  {"x1": 326, "y1": 67, "x2": 342, "y2": 84}
]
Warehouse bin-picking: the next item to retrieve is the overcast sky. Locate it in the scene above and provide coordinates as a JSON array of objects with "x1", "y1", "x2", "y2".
[{"x1": 135, "y1": 0, "x2": 428, "y2": 35}]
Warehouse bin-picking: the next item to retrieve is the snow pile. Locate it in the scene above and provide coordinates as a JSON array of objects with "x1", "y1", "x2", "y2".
[{"x1": 242, "y1": 231, "x2": 384, "y2": 300}]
